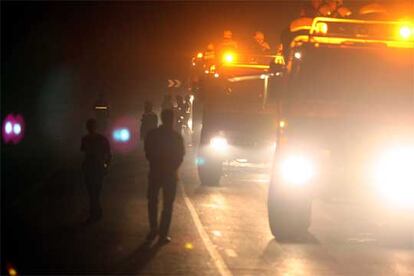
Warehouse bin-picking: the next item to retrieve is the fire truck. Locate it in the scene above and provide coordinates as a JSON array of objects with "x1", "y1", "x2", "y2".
[
  {"x1": 268, "y1": 17, "x2": 414, "y2": 238},
  {"x1": 190, "y1": 37, "x2": 278, "y2": 186}
]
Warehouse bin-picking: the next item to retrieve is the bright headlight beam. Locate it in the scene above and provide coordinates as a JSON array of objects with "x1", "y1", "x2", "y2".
[
  {"x1": 209, "y1": 136, "x2": 228, "y2": 152},
  {"x1": 280, "y1": 155, "x2": 314, "y2": 185},
  {"x1": 374, "y1": 147, "x2": 414, "y2": 208},
  {"x1": 223, "y1": 52, "x2": 235, "y2": 63},
  {"x1": 399, "y1": 26, "x2": 412, "y2": 40}
]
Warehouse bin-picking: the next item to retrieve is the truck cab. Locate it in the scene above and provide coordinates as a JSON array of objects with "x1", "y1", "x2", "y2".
[
  {"x1": 190, "y1": 37, "x2": 277, "y2": 186},
  {"x1": 268, "y1": 17, "x2": 414, "y2": 238}
]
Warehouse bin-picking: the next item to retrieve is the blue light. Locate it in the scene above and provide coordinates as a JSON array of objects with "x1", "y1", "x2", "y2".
[
  {"x1": 13, "y1": 123, "x2": 21, "y2": 135},
  {"x1": 119, "y1": 129, "x2": 130, "y2": 141},
  {"x1": 195, "y1": 156, "x2": 206, "y2": 166},
  {"x1": 5, "y1": 122, "x2": 12, "y2": 134},
  {"x1": 113, "y1": 128, "x2": 131, "y2": 142}
]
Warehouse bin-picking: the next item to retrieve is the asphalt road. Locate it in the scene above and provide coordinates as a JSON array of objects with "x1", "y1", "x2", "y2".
[{"x1": 4, "y1": 145, "x2": 414, "y2": 275}]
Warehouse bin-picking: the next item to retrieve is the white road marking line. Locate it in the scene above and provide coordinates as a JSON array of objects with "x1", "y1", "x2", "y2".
[
  {"x1": 179, "y1": 183, "x2": 233, "y2": 276},
  {"x1": 225, "y1": 249, "x2": 238, "y2": 258}
]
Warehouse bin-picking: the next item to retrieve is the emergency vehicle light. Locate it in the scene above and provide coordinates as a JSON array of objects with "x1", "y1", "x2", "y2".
[
  {"x1": 113, "y1": 128, "x2": 131, "y2": 143},
  {"x1": 310, "y1": 17, "x2": 414, "y2": 43},
  {"x1": 399, "y1": 25, "x2": 412, "y2": 40},
  {"x1": 13, "y1": 124, "x2": 22, "y2": 135},
  {"x1": 315, "y1": 22, "x2": 328, "y2": 34},
  {"x1": 223, "y1": 52, "x2": 235, "y2": 63},
  {"x1": 4, "y1": 122, "x2": 12, "y2": 134}
]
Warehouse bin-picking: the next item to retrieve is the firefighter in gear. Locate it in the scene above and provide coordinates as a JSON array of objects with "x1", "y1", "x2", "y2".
[
  {"x1": 81, "y1": 118, "x2": 111, "y2": 222},
  {"x1": 204, "y1": 43, "x2": 215, "y2": 61},
  {"x1": 300, "y1": 0, "x2": 324, "y2": 17},
  {"x1": 140, "y1": 101, "x2": 158, "y2": 142},
  {"x1": 94, "y1": 93, "x2": 110, "y2": 133},
  {"x1": 220, "y1": 30, "x2": 238, "y2": 50},
  {"x1": 319, "y1": 0, "x2": 352, "y2": 18},
  {"x1": 252, "y1": 31, "x2": 271, "y2": 53},
  {"x1": 144, "y1": 109, "x2": 185, "y2": 243}
]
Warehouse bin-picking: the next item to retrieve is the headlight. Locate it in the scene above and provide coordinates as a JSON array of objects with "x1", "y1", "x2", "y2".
[
  {"x1": 209, "y1": 136, "x2": 229, "y2": 152},
  {"x1": 399, "y1": 25, "x2": 413, "y2": 40},
  {"x1": 373, "y1": 147, "x2": 414, "y2": 208},
  {"x1": 280, "y1": 155, "x2": 315, "y2": 186},
  {"x1": 223, "y1": 52, "x2": 236, "y2": 63}
]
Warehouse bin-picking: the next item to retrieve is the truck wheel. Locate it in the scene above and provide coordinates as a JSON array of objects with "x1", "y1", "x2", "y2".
[
  {"x1": 197, "y1": 156, "x2": 222, "y2": 186},
  {"x1": 267, "y1": 181, "x2": 312, "y2": 240}
]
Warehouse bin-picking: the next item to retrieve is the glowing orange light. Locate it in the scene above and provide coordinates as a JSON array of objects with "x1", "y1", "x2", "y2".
[
  {"x1": 279, "y1": 120, "x2": 287, "y2": 128},
  {"x1": 315, "y1": 22, "x2": 328, "y2": 34},
  {"x1": 223, "y1": 52, "x2": 235, "y2": 63},
  {"x1": 8, "y1": 267, "x2": 17, "y2": 276},
  {"x1": 399, "y1": 26, "x2": 412, "y2": 40},
  {"x1": 197, "y1": 52, "x2": 203, "y2": 59},
  {"x1": 274, "y1": 54, "x2": 285, "y2": 65},
  {"x1": 184, "y1": 242, "x2": 194, "y2": 250}
]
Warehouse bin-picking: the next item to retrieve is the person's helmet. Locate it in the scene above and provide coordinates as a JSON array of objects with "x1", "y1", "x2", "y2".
[
  {"x1": 311, "y1": 0, "x2": 323, "y2": 10},
  {"x1": 254, "y1": 31, "x2": 265, "y2": 43},
  {"x1": 223, "y1": 30, "x2": 233, "y2": 40}
]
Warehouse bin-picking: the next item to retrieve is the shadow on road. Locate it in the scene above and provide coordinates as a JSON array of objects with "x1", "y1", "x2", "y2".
[
  {"x1": 262, "y1": 233, "x2": 320, "y2": 261},
  {"x1": 275, "y1": 231, "x2": 320, "y2": 244},
  {"x1": 116, "y1": 241, "x2": 163, "y2": 274}
]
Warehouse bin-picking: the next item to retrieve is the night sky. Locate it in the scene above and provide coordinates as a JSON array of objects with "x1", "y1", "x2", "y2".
[{"x1": 2, "y1": 2, "x2": 300, "y2": 112}]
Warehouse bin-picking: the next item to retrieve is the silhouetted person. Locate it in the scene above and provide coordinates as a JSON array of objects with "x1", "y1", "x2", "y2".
[
  {"x1": 144, "y1": 109, "x2": 185, "y2": 243},
  {"x1": 81, "y1": 118, "x2": 111, "y2": 223},
  {"x1": 161, "y1": 94, "x2": 174, "y2": 110},
  {"x1": 140, "y1": 101, "x2": 158, "y2": 141},
  {"x1": 252, "y1": 31, "x2": 271, "y2": 53}
]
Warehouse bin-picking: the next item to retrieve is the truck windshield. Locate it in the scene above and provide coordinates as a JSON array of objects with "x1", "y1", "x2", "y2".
[{"x1": 288, "y1": 46, "x2": 414, "y2": 108}]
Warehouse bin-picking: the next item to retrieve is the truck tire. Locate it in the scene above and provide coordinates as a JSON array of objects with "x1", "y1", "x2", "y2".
[
  {"x1": 197, "y1": 155, "x2": 222, "y2": 186},
  {"x1": 267, "y1": 179, "x2": 312, "y2": 240}
]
